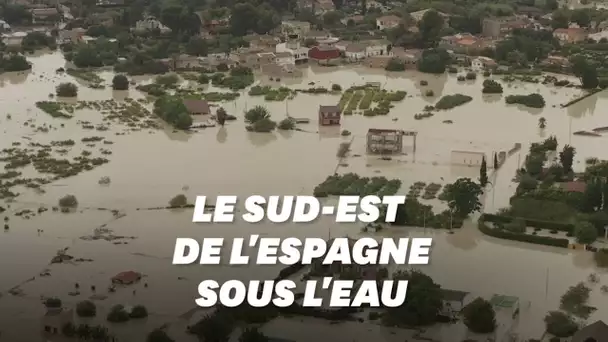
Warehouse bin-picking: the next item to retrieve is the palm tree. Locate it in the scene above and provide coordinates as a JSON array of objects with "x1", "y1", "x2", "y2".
[{"x1": 539, "y1": 117, "x2": 546, "y2": 129}]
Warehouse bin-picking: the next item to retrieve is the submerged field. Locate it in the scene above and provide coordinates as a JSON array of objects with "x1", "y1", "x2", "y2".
[{"x1": 1, "y1": 51, "x2": 608, "y2": 341}]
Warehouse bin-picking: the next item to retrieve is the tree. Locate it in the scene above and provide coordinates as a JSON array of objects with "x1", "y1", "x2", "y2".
[
  {"x1": 245, "y1": 106, "x2": 270, "y2": 124},
  {"x1": 482, "y1": 79, "x2": 503, "y2": 94},
  {"x1": 169, "y1": 194, "x2": 187, "y2": 208},
  {"x1": 539, "y1": 117, "x2": 546, "y2": 129},
  {"x1": 560, "y1": 282, "x2": 596, "y2": 319},
  {"x1": 575, "y1": 221, "x2": 598, "y2": 245},
  {"x1": 551, "y1": 10, "x2": 569, "y2": 29},
  {"x1": 107, "y1": 305, "x2": 130, "y2": 323},
  {"x1": 385, "y1": 58, "x2": 405, "y2": 71},
  {"x1": 216, "y1": 107, "x2": 227, "y2": 126},
  {"x1": 44, "y1": 297, "x2": 62, "y2": 308},
  {"x1": 571, "y1": 56, "x2": 599, "y2": 89},
  {"x1": 584, "y1": 178, "x2": 603, "y2": 211},
  {"x1": 479, "y1": 156, "x2": 488, "y2": 187},
  {"x1": 130, "y1": 305, "x2": 148, "y2": 318},
  {"x1": 239, "y1": 327, "x2": 269, "y2": 342},
  {"x1": 417, "y1": 48, "x2": 450, "y2": 74},
  {"x1": 384, "y1": 270, "x2": 442, "y2": 326},
  {"x1": 56, "y1": 82, "x2": 78, "y2": 97},
  {"x1": 76, "y1": 300, "x2": 96, "y2": 317},
  {"x1": 186, "y1": 37, "x2": 208, "y2": 56},
  {"x1": 559, "y1": 145, "x2": 575, "y2": 173},
  {"x1": 493, "y1": 153, "x2": 498, "y2": 169},
  {"x1": 153, "y1": 96, "x2": 192, "y2": 130},
  {"x1": 418, "y1": 9, "x2": 444, "y2": 47},
  {"x1": 147, "y1": 329, "x2": 175, "y2": 342},
  {"x1": 571, "y1": 9, "x2": 591, "y2": 28},
  {"x1": 443, "y1": 178, "x2": 483, "y2": 217},
  {"x1": 462, "y1": 297, "x2": 496, "y2": 333},
  {"x1": 58, "y1": 194, "x2": 78, "y2": 208},
  {"x1": 112, "y1": 74, "x2": 129, "y2": 90},
  {"x1": 189, "y1": 312, "x2": 234, "y2": 342},
  {"x1": 544, "y1": 311, "x2": 578, "y2": 337}
]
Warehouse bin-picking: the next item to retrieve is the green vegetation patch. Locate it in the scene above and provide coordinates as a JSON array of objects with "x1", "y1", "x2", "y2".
[
  {"x1": 434, "y1": 94, "x2": 473, "y2": 110},
  {"x1": 313, "y1": 173, "x2": 401, "y2": 198},
  {"x1": 35, "y1": 101, "x2": 73, "y2": 118},
  {"x1": 505, "y1": 93, "x2": 545, "y2": 108}
]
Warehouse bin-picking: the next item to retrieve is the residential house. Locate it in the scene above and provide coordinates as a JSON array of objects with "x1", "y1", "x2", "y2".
[
  {"x1": 31, "y1": 7, "x2": 59, "y2": 23},
  {"x1": 318, "y1": 105, "x2": 341, "y2": 126},
  {"x1": 308, "y1": 45, "x2": 340, "y2": 64},
  {"x1": 261, "y1": 63, "x2": 303, "y2": 78},
  {"x1": 376, "y1": 15, "x2": 401, "y2": 30},
  {"x1": 305, "y1": 30, "x2": 336, "y2": 44},
  {"x1": 296, "y1": 0, "x2": 333, "y2": 15},
  {"x1": 410, "y1": 9, "x2": 449, "y2": 23},
  {"x1": 57, "y1": 28, "x2": 85, "y2": 44},
  {"x1": 440, "y1": 289, "x2": 469, "y2": 318},
  {"x1": 183, "y1": 99, "x2": 211, "y2": 115},
  {"x1": 96, "y1": 0, "x2": 125, "y2": 7},
  {"x1": 315, "y1": 0, "x2": 335, "y2": 13},
  {"x1": 571, "y1": 320, "x2": 608, "y2": 342},
  {"x1": 589, "y1": 30, "x2": 608, "y2": 42},
  {"x1": 238, "y1": 51, "x2": 276, "y2": 69},
  {"x1": 472, "y1": 56, "x2": 497, "y2": 71},
  {"x1": 541, "y1": 55, "x2": 570, "y2": 68},
  {"x1": 334, "y1": 40, "x2": 351, "y2": 52},
  {"x1": 281, "y1": 20, "x2": 311, "y2": 39},
  {"x1": 391, "y1": 47, "x2": 422, "y2": 68},
  {"x1": 171, "y1": 54, "x2": 202, "y2": 70},
  {"x1": 345, "y1": 43, "x2": 367, "y2": 61},
  {"x1": 43, "y1": 308, "x2": 73, "y2": 335},
  {"x1": 247, "y1": 34, "x2": 281, "y2": 50},
  {"x1": 553, "y1": 28, "x2": 587, "y2": 43},
  {"x1": 482, "y1": 16, "x2": 532, "y2": 37},
  {"x1": 200, "y1": 18, "x2": 229, "y2": 36},
  {"x1": 111, "y1": 271, "x2": 141, "y2": 285},
  {"x1": 2, "y1": 32, "x2": 26, "y2": 46},
  {"x1": 365, "y1": 39, "x2": 390, "y2": 57},
  {"x1": 276, "y1": 41, "x2": 309, "y2": 64},
  {"x1": 366, "y1": 129, "x2": 405, "y2": 154},
  {"x1": 275, "y1": 51, "x2": 295, "y2": 66},
  {"x1": 0, "y1": 20, "x2": 11, "y2": 32},
  {"x1": 366, "y1": 56, "x2": 392, "y2": 69},
  {"x1": 559, "y1": 181, "x2": 587, "y2": 193},
  {"x1": 439, "y1": 33, "x2": 491, "y2": 54},
  {"x1": 132, "y1": 16, "x2": 171, "y2": 34}
]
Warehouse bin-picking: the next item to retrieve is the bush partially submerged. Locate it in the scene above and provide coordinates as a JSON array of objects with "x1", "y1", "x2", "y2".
[
  {"x1": 506, "y1": 93, "x2": 545, "y2": 108},
  {"x1": 58, "y1": 195, "x2": 78, "y2": 208},
  {"x1": 169, "y1": 194, "x2": 188, "y2": 208}
]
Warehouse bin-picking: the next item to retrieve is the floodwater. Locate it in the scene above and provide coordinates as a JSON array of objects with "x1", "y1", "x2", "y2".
[{"x1": 1, "y1": 51, "x2": 608, "y2": 341}]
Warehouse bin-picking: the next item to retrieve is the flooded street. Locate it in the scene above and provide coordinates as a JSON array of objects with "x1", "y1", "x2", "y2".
[{"x1": 2, "y1": 51, "x2": 608, "y2": 341}]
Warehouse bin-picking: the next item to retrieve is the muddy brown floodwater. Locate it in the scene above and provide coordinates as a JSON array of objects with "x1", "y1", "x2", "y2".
[{"x1": 1, "y1": 51, "x2": 608, "y2": 341}]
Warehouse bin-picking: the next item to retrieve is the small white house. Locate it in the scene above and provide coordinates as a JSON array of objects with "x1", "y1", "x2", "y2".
[
  {"x1": 376, "y1": 15, "x2": 401, "y2": 30},
  {"x1": 275, "y1": 51, "x2": 295, "y2": 66},
  {"x1": 275, "y1": 41, "x2": 309, "y2": 63},
  {"x1": 345, "y1": 43, "x2": 366, "y2": 60},
  {"x1": 132, "y1": 16, "x2": 171, "y2": 34},
  {"x1": 2, "y1": 32, "x2": 27, "y2": 46},
  {"x1": 471, "y1": 56, "x2": 497, "y2": 71},
  {"x1": 365, "y1": 40, "x2": 389, "y2": 57},
  {"x1": 451, "y1": 150, "x2": 486, "y2": 167}
]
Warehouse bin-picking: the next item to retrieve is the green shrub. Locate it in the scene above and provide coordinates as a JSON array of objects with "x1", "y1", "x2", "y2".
[
  {"x1": 481, "y1": 213, "x2": 573, "y2": 233},
  {"x1": 482, "y1": 79, "x2": 503, "y2": 94},
  {"x1": 465, "y1": 72, "x2": 477, "y2": 80},
  {"x1": 505, "y1": 93, "x2": 545, "y2": 108},
  {"x1": 434, "y1": 94, "x2": 473, "y2": 110},
  {"x1": 45, "y1": 297, "x2": 62, "y2": 308},
  {"x1": 129, "y1": 305, "x2": 148, "y2": 318},
  {"x1": 76, "y1": 300, "x2": 96, "y2": 317},
  {"x1": 478, "y1": 216, "x2": 569, "y2": 248},
  {"x1": 56, "y1": 82, "x2": 78, "y2": 97}
]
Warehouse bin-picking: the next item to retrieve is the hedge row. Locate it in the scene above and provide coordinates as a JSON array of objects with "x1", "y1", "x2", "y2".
[
  {"x1": 478, "y1": 216, "x2": 569, "y2": 248},
  {"x1": 482, "y1": 213, "x2": 573, "y2": 233}
]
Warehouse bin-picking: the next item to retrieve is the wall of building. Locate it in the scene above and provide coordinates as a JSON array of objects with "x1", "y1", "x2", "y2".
[{"x1": 450, "y1": 151, "x2": 486, "y2": 167}]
